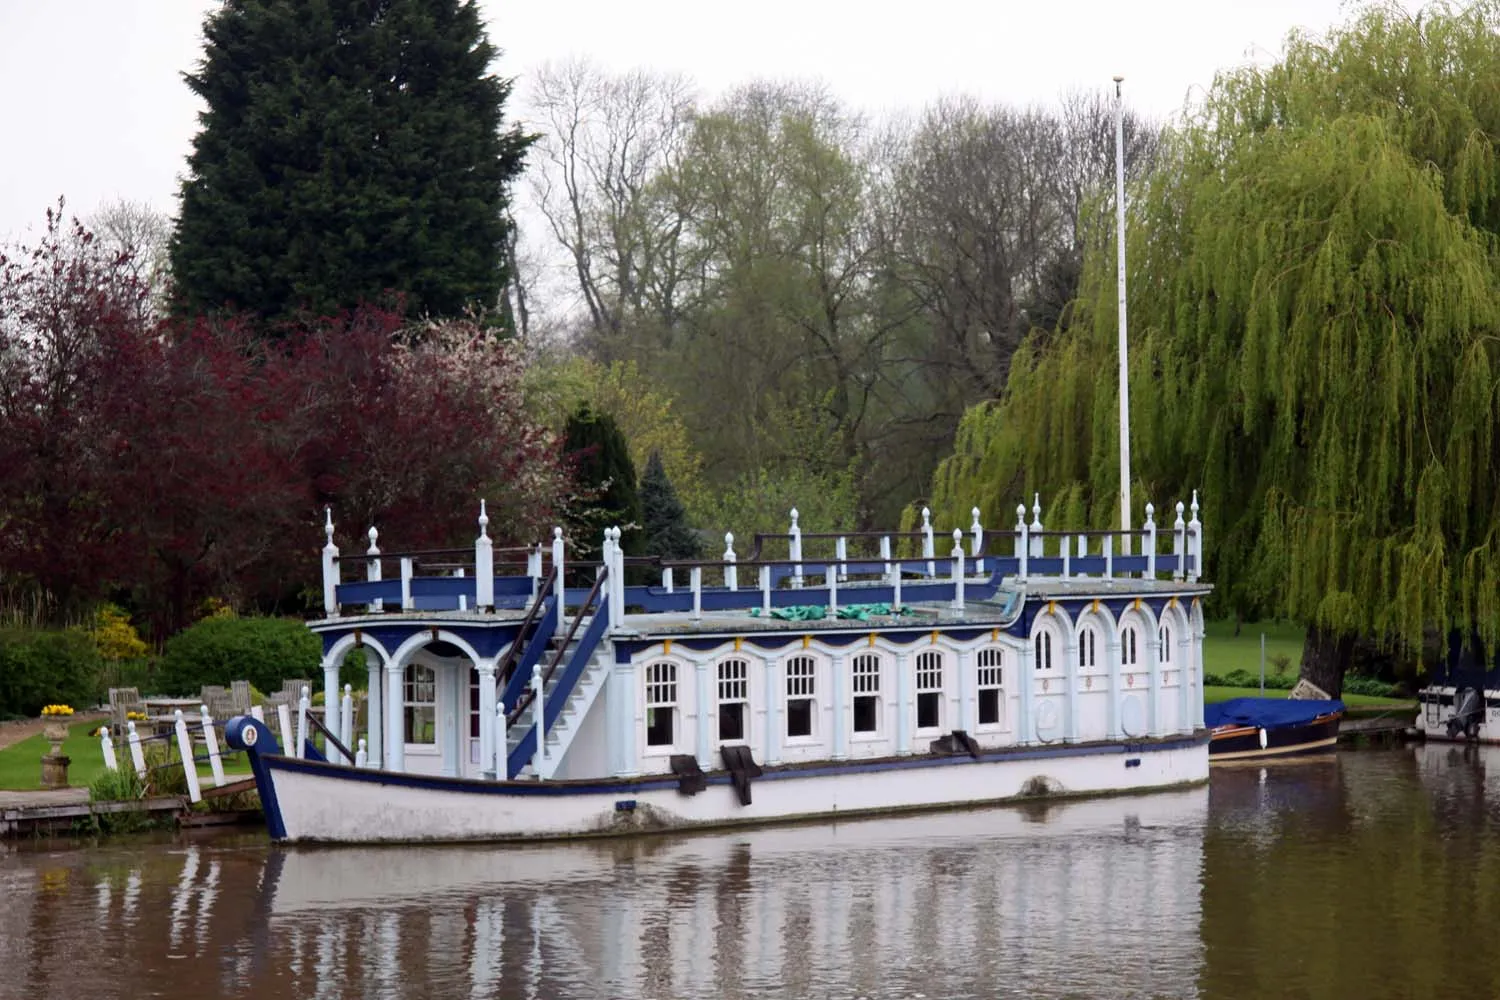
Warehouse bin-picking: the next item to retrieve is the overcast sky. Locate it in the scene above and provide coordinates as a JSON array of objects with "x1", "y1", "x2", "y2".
[{"x1": 0, "y1": 0, "x2": 1391, "y2": 243}]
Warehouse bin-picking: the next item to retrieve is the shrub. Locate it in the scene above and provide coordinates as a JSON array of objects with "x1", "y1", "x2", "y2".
[
  {"x1": 158, "y1": 615, "x2": 319, "y2": 696},
  {"x1": 0, "y1": 627, "x2": 103, "y2": 717},
  {"x1": 89, "y1": 763, "x2": 145, "y2": 803},
  {"x1": 1343, "y1": 675, "x2": 1399, "y2": 698}
]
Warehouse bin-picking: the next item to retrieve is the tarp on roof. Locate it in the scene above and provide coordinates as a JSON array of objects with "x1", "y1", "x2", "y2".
[{"x1": 1204, "y1": 697, "x2": 1344, "y2": 730}]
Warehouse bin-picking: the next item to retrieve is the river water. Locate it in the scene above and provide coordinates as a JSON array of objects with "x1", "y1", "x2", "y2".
[{"x1": 1, "y1": 742, "x2": 1496, "y2": 1000}]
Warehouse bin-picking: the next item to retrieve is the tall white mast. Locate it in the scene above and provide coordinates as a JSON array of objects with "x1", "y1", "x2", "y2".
[{"x1": 1114, "y1": 75, "x2": 1132, "y2": 551}]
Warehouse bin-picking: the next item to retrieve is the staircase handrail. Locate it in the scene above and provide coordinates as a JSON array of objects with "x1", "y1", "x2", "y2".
[
  {"x1": 497, "y1": 564, "x2": 558, "y2": 684},
  {"x1": 507, "y1": 567, "x2": 608, "y2": 726}
]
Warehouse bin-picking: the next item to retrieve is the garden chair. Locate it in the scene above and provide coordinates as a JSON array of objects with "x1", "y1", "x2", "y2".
[
  {"x1": 280, "y1": 679, "x2": 313, "y2": 704},
  {"x1": 230, "y1": 679, "x2": 252, "y2": 714},
  {"x1": 108, "y1": 687, "x2": 143, "y2": 732}
]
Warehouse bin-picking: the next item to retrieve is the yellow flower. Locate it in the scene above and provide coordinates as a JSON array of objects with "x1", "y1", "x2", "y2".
[
  {"x1": 41, "y1": 704, "x2": 74, "y2": 717},
  {"x1": 126, "y1": 710, "x2": 148, "y2": 722}
]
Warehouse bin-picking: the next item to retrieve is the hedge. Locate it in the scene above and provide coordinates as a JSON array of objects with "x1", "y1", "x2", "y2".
[
  {"x1": 0, "y1": 627, "x2": 103, "y2": 718},
  {"x1": 158, "y1": 615, "x2": 320, "y2": 696}
]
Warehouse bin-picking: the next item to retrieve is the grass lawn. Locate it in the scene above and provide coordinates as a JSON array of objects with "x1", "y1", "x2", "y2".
[
  {"x1": 1204, "y1": 684, "x2": 1413, "y2": 708},
  {"x1": 0, "y1": 719, "x2": 251, "y2": 792},
  {"x1": 1202, "y1": 619, "x2": 1307, "y2": 679}
]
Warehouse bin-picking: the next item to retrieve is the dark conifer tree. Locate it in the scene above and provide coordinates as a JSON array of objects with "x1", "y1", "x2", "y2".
[
  {"x1": 170, "y1": 0, "x2": 531, "y2": 325},
  {"x1": 562, "y1": 405, "x2": 643, "y2": 558},
  {"x1": 640, "y1": 450, "x2": 701, "y2": 559}
]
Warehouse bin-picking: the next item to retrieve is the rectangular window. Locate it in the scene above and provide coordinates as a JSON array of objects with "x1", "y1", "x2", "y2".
[
  {"x1": 718, "y1": 659, "x2": 748, "y2": 743},
  {"x1": 978, "y1": 648, "x2": 1004, "y2": 726},
  {"x1": 404, "y1": 665, "x2": 436, "y2": 744},
  {"x1": 786, "y1": 656, "x2": 815, "y2": 738},
  {"x1": 646, "y1": 661, "x2": 676, "y2": 748},
  {"x1": 916, "y1": 651, "x2": 943, "y2": 731},
  {"x1": 852, "y1": 654, "x2": 881, "y2": 734}
]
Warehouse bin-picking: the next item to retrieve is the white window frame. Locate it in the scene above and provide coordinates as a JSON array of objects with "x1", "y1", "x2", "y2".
[
  {"x1": 851, "y1": 652, "x2": 883, "y2": 739},
  {"x1": 717, "y1": 658, "x2": 750, "y2": 745},
  {"x1": 1034, "y1": 627, "x2": 1059, "y2": 673},
  {"x1": 976, "y1": 647, "x2": 1006, "y2": 730},
  {"x1": 1158, "y1": 625, "x2": 1173, "y2": 665},
  {"x1": 784, "y1": 655, "x2": 818, "y2": 743},
  {"x1": 1078, "y1": 626, "x2": 1098, "y2": 670},
  {"x1": 915, "y1": 650, "x2": 945, "y2": 733},
  {"x1": 1122, "y1": 624, "x2": 1140, "y2": 668},
  {"x1": 403, "y1": 663, "x2": 437, "y2": 751},
  {"x1": 644, "y1": 660, "x2": 679, "y2": 755}
]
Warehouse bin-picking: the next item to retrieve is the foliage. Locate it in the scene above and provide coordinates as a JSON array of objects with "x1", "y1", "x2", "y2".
[
  {"x1": 562, "y1": 405, "x2": 642, "y2": 556},
  {"x1": 91, "y1": 605, "x2": 149, "y2": 662},
  {"x1": 158, "y1": 615, "x2": 320, "y2": 697},
  {"x1": 694, "y1": 465, "x2": 859, "y2": 541},
  {"x1": 925, "y1": 1, "x2": 1500, "y2": 663},
  {"x1": 640, "y1": 451, "x2": 701, "y2": 559},
  {"x1": 89, "y1": 763, "x2": 145, "y2": 803},
  {"x1": 170, "y1": 0, "x2": 532, "y2": 324},
  {"x1": 0, "y1": 628, "x2": 102, "y2": 718}
]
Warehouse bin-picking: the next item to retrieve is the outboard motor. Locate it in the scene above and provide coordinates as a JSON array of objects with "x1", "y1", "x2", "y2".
[{"x1": 1446, "y1": 686, "x2": 1485, "y2": 740}]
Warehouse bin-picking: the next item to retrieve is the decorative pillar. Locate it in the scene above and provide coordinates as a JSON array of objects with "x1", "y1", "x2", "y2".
[
  {"x1": 610, "y1": 656, "x2": 638, "y2": 777},
  {"x1": 695, "y1": 656, "x2": 711, "y2": 769},
  {"x1": 956, "y1": 647, "x2": 973, "y2": 734},
  {"x1": 322, "y1": 656, "x2": 340, "y2": 763},
  {"x1": 478, "y1": 656, "x2": 498, "y2": 779},
  {"x1": 764, "y1": 657, "x2": 782, "y2": 765},
  {"x1": 1177, "y1": 626, "x2": 1194, "y2": 735},
  {"x1": 366, "y1": 656, "x2": 383, "y2": 769},
  {"x1": 1146, "y1": 625, "x2": 1162, "y2": 737},
  {"x1": 1063, "y1": 631, "x2": 1080, "y2": 743},
  {"x1": 895, "y1": 649, "x2": 912, "y2": 756},
  {"x1": 1106, "y1": 637, "x2": 1123, "y2": 740},
  {"x1": 831, "y1": 652, "x2": 848, "y2": 761},
  {"x1": 1018, "y1": 637, "x2": 1034, "y2": 745},
  {"x1": 321, "y1": 508, "x2": 339, "y2": 617},
  {"x1": 386, "y1": 662, "x2": 405, "y2": 773},
  {"x1": 475, "y1": 501, "x2": 494, "y2": 611}
]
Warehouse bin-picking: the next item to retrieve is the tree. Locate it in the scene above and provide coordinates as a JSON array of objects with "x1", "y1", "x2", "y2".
[
  {"x1": 562, "y1": 405, "x2": 642, "y2": 557},
  {"x1": 639, "y1": 451, "x2": 700, "y2": 559},
  {"x1": 170, "y1": 0, "x2": 532, "y2": 325},
  {"x1": 923, "y1": 1, "x2": 1500, "y2": 694}
]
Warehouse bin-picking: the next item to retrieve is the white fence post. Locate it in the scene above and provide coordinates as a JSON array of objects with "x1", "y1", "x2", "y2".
[
  {"x1": 250, "y1": 705, "x2": 264, "y2": 722},
  {"x1": 495, "y1": 703, "x2": 507, "y2": 780},
  {"x1": 296, "y1": 686, "x2": 310, "y2": 760},
  {"x1": 827, "y1": 564, "x2": 838, "y2": 617},
  {"x1": 475, "y1": 500, "x2": 494, "y2": 611},
  {"x1": 922, "y1": 507, "x2": 935, "y2": 577},
  {"x1": 1029, "y1": 494, "x2": 1044, "y2": 559},
  {"x1": 532, "y1": 664, "x2": 547, "y2": 779},
  {"x1": 100, "y1": 727, "x2": 118, "y2": 772},
  {"x1": 881, "y1": 535, "x2": 893, "y2": 581},
  {"x1": 1016, "y1": 504, "x2": 1030, "y2": 581},
  {"x1": 691, "y1": 566, "x2": 703, "y2": 622},
  {"x1": 199, "y1": 705, "x2": 226, "y2": 787},
  {"x1": 789, "y1": 508, "x2": 803, "y2": 588},
  {"x1": 400, "y1": 557, "x2": 414, "y2": 611},
  {"x1": 367, "y1": 526, "x2": 383, "y2": 612},
  {"x1": 126, "y1": 721, "x2": 146, "y2": 779},
  {"x1": 836, "y1": 535, "x2": 848, "y2": 582},
  {"x1": 552, "y1": 527, "x2": 567, "y2": 640},
  {"x1": 1173, "y1": 501, "x2": 1187, "y2": 581},
  {"x1": 341, "y1": 683, "x2": 355, "y2": 754},
  {"x1": 1105, "y1": 534, "x2": 1115, "y2": 578},
  {"x1": 1145, "y1": 503, "x2": 1158, "y2": 577},
  {"x1": 276, "y1": 702, "x2": 294, "y2": 756},
  {"x1": 1061, "y1": 534, "x2": 1072, "y2": 578},
  {"x1": 322, "y1": 507, "x2": 339, "y2": 617},
  {"x1": 724, "y1": 533, "x2": 738, "y2": 591},
  {"x1": 1188, "y1": 491, "x2": 1203, "y2": 583},
  {"x1": 173, "y1": 710, "x2": 202, "y2": 804},
  {"x1": 951, "y1": 530, "x2": 965, "y2": 610},
  {"x1": 971, "y1": 507, "x2": 984, "y2": 574},
  {"x1": 356, "y1": 738, "x2": 368, "y2": 768},
  {"x1": 760, "y1": 565, "x2": 772, "y2": 616}
]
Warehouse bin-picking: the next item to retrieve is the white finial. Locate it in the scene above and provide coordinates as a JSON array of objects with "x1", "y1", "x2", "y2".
[
  {"x1": 952, "y1": 528, "x2": 964, "y2": 547},
  {"x1": 344, "y1": 683, "x2": 352, "y2": 696},
  {"x1": 790, "y1": 508, "x2": 800, "y2": 528},
  {"x1": 1016, "y1": 504, "x2": 1027, "y2": 528},
  {"x1": 367, "y1": 525, "x2": 379, "y2": 551},
  {"x1": 971, "y1": 507, "x2": 982, "y2": 529},
  {"x1": 1145, "y1": 502, "x2": 1155, "y2": 525},
  {"x1": 1032, "y1": 493, "x2": 1041, "y2": 518},
  {"x1": 478, "y1": 499, "x2": 489, "y2": 536},
  {"x1": 921, "y1": 507, "x2": 931, "y2": 527},
  {"x1": 1191, "y1": 490, "x2": 1200, "y2": 513},
  {"x1": 553, "y1": 526, "x2": 563, "y2": 540},
  {"x1": 1175, "y1": 501, "x2": 1185, "y2": 528},
  {"x1": 725, "y1": 531, "x2": 734, "y2": 547},
  {"x1": 324, "y1": 506, "x2": 334, "y2": 543}
]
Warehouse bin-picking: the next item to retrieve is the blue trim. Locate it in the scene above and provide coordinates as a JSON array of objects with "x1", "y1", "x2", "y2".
[
  {"x1": 498, "y1": 598, "x2": 557, "y2": 711},
  {"x1": 262, "y1": 731, "x2": 1208, "y2": 801},
  {"x1": 224, "y1": 716, "x2": 287, "y2": 840}
]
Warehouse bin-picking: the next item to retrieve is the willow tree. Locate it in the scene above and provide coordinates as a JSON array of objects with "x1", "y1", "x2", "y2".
[{"x1": 927, "y1": 1, "x2": 1500, "y2": 693}]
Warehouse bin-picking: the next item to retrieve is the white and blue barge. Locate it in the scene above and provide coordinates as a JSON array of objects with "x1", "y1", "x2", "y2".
[{"x1": 226, "y1": 496, "x2": 1212, "y2": 843}]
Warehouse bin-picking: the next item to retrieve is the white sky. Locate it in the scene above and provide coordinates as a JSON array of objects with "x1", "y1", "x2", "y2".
[{"x1": 0, "y1": 0, "x2": 1382, "y2": 243}]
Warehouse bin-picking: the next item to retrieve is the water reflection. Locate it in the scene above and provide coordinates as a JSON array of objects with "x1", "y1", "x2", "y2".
[{"x1": 0, "y1": 792, "x2": 1208, "y2": 1000}]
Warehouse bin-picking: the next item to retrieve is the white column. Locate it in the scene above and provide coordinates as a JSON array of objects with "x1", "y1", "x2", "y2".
[
  {"x1": 612, "y1": 658, "x2": 638, "y2": 776},
  {"x1": 1063, "y1": 632, "x2": 1080, "y2": 743},
  {"x1": 322, "y1": 657, "x2": 340, "y2": 763},
  {"x1": 1146, "y1": 627, "x2": 1162, "y2": 737},
  {"x1": 442, "y1": 663, "x2": 461, "y2": 778},
  {"x1": 478, "y1": 656, "x2": 498, "y2": 778},
  {"x1": 831, "y1": 652, "x2": 848, "y2": 761},
  {"x1": 321, "y1": 508, "x2": 339, "y2": 617},
  {"x1": 695, "y1": 657, "x2": 711, "y2": 769},
  {"x1": 764, "y1": 657, "x2": 782, "y2": 765},
  {"x1": 1017, "y1": 638, "x2": 1034, "y2": 745},
  {"x1": 895, "y1": 650, "x2": 912, "y2": 755},
  {"x1": 475, "y1": 501, "x2": 494, "y2": 611},
  {"x1": 1192, "y1": 611, "x2": 1207, "y2": 729},
  {"x1": 956, "y1": 647, "x2": 973, "y2": 733},
  {"x1": 366, "y1": 658, "x2": 383, "y2": 769},
  {"x1": 1177, "y1": 628, "x2": 1194, "y2": 735},
  {"x1": 552, "y1": 527, "x2": 567, "y2": 640},
  {"x1": 1106, "y1": 637, "x2": 1123, "y2": 740},
  {"x1": 386, "y1": 662, "x2": 405, "y2": 772}
]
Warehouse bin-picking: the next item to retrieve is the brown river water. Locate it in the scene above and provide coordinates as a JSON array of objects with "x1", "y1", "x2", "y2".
[{"x1": 1, "y1": 742, "x2": 1497, "y2": 1000}]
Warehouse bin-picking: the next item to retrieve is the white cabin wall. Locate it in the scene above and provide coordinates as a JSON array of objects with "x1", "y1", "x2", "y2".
[{"x1": 552, "y1": 681, "x2": 611, "y2": 780}]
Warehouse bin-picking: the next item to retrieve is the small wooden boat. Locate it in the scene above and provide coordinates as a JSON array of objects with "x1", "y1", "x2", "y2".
[{"x1": 1205, "y1": 697, "x2": 1344, "y2": 763}]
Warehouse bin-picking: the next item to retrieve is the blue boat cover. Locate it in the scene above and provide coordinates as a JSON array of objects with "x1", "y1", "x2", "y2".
[{"x1": 1204, "y1": 697, "x2": 1344, "y2": 730}]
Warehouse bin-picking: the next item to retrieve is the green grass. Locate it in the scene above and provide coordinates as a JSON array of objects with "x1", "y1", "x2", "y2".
[
  {"x1": 1202, "y1": 619, "x2": 1307, "y2": 678},
  {"x1": 0, "y1": 720, "x2": 251, "y2": 792}
]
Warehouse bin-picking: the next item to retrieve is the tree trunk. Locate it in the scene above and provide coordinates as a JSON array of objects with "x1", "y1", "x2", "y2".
[{"x1": 1300, "y1": 623, "x2": 1356, "y2": 698}]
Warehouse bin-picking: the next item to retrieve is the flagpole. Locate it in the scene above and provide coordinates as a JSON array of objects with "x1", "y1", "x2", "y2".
[{"x1": 1114, "y1": 74, "x2": 1132, "y2": 552}]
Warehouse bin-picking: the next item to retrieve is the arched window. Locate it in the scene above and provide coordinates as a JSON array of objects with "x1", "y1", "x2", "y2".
[
  {"x1": 718, "y1": 658, "x2": 749, "y2": 742},
  {"x1": 404, "y1": 664, "x2": 436, "y2": 744},
  {"x1": 645, "y1": 661, "x2": 677, "y2": 748},
  {"x1": 1079, "y1": 626, "x2": 1098, "y2": 669},
  {"x1": 1034, "y1": 631, "x2": 1053, "y2": 671},
  {"x1": 916, "y1": 651, "x2": 944, "y2": 730},
  {"x1": 1122, "y1": 625, "x2": 1139, "y2": 667},
  {"x1": 852, "y1": 653, "x2": 881, "y2": 734},
  {"x1": 977, "y1": 648, "x2": 1005, "y2": 726},
  {"x1": 786, "y1": 655, "x2": 816, "y2": 738},
  {"x1": 1159, "y1": 625, "x2": 1173, "y2": 664}
]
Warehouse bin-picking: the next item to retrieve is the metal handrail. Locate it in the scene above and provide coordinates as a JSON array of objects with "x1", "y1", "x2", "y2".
[
  {"x1": 507, "y1": 567, "x2": 608, "y2": 725},
  {"x1": 306, "y1": 707, "x2": 354, "y2": 763},
  {"x1": 497, "y1": 564, "x2": 558, "y2": 684}
]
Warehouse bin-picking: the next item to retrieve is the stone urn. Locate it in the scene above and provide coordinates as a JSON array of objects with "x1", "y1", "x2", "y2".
[
  {"x1": 40, "y1": 721, "x2": 70, "y2": 789},
  {"x1": 42, "y1": 721, "x2": 68, "y2": 754}
]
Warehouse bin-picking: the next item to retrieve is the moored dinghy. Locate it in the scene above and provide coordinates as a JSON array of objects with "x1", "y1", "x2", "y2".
[
  {"x1": 226, "y1": 494, "x2": 1214, "y2": 844},
  {"x1": 1206, "y1": 696, "x2": 1344, "y2": 762}
]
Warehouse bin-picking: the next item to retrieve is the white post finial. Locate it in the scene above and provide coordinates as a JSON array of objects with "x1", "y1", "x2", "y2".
[
  {"x1": 789, "y1": 508, "x2": 803, "y2": 588},
  {"x1": 478, "y1": 499, "x2": 489, "y2": 536},
  {"x1": 1173, "y1": 500, "x2": 1187, "y2": 581},
  {"x1": 1031, "y1": 493, "x2": 1042, "y2": 525},
  {"x1": 367, "y1": 525, "x2": 379, "y2": 550},
  {"x1": 922, "y1": 507, "x2": 935, "y2": 577},
  {"x1": 366, "y1": 525, "x2": 382, "y2": 611},
  {"x1": 724, "y1": 532, "x2": 738, "y2": 591},
  {"x1": 321, "y1": 508, "x2": 340, "y2": 617},
  {"x1": 1115, "y1": 74, "x2": 1133, "y2": 554},
  {"x1": 970, "y1": 506, "x2": 984, "y2": 570},
  {"x1": 1144, "y1": 502, "x2": 1157, "y2": 577},
  {"x1": 1029, "y1": 495, "x2": 1043, "y2": 559},
  {"x1": 475, "y1": 501, "x2": 494, "y2": 611},
  {"x1": 324, "y1": 506, "x2": 334, "y2": 543}
]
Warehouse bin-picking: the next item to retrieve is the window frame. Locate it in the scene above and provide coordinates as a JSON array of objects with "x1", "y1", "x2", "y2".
[
  {"x1": 784, "y1": 654, "x2": 818, "y2": 743},
  {"x1": 976, "y1": 647, "x2": 1006, "y2": 730},
  {"x1": 403, "y1": 663, "x2": 437, "y2": 748},
  {"x1": 716, "y1": 657, "x2": 750, "y2": 745},
  {"x1": 915, "y1": 650, "x2": 945, "y2": 733},
  {"x1": 850, "y1": 652, "x2": 883, "y2": 739},
  {"x1": 643, "y1": 660, "x2": 679, "y2": 753}
]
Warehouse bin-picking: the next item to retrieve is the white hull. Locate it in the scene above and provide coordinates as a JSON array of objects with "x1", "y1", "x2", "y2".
[
  {"x1": 255, "y1": 735, "x2": 1209, "y2": 844},
  {"x1": 1416, "y1": 685, "x2": 1500, "y2": 743}
]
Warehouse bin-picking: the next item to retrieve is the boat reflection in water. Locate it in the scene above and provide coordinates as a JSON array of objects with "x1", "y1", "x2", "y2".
[{"x1": 0, "y1": 789, "x2": 1208, "y2": 1000}]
